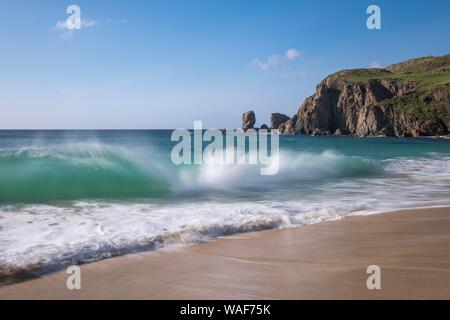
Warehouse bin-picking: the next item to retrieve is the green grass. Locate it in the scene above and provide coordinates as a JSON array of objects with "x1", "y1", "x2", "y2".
[
  {"x1": 334, "y1": 54, "x2": 450, "y2": 88},
  {"x1": 392, "y1": 72, "x2": 450, "y2": 88},
  {"x1": 339, "y1": 70, "x2": 450, "y2": 88},
  {"x1": 386, "y1": 54, "x2": 450, "y2": 74},
  {"x1": 376, "y1": 87, "x2": 449, "y2": 123},
  {"x1": 333, "y1": 69, "x2": 391, "y2": 82}
]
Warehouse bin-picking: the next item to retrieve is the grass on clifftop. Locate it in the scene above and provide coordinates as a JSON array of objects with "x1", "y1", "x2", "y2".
[
  {"x1": 335, "y1": 54, "x2": 450, "y2": 89},
  {"x1": 343, "y1": 70, "x2": 450, "y2": 89}
]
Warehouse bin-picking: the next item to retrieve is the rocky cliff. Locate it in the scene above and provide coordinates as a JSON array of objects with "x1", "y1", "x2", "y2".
[{"x1": 279, "y1": 55, "x2": 450, "y2": 137}]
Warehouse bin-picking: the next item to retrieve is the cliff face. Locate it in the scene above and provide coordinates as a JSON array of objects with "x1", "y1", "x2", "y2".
[{"x1": 281, "y1": 55, "x2": 450, "y2": 137}]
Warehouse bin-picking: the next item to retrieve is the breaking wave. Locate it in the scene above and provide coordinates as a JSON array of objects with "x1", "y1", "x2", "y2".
[{"x1": 0, "y1": 143, "x2": 381, "y2": 202}]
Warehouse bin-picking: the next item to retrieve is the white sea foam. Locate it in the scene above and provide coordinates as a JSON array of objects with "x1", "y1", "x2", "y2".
[
  {"x1": 0, "y1": 200, "x2": 374, "y2": 277},
  {"x1": 176, "y1": 150, "x2": 380, "y2": 192}
]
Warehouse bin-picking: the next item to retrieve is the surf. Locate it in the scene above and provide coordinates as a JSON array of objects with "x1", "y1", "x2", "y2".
[
  {"x1": 0, "y1": 143, "x2": 171, "y2": 203},
  {"x1": 0, "y1": 131, "x2": 449, "y2": 281},
  {"x1": 0, "y1": 140, "x2": 382, "y2": 203}
]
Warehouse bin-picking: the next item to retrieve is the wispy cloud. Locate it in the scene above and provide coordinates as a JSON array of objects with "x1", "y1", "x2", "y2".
[
  {"x1": 251, "y1": 54, "x2": 280, "y2": 71},
  {"x1": 52, "y1": 19, "x2": 101, "y2": 39},
  {"x1": 251, "y1": 48, "x2": 301, "y2": 71},
  {"x1": 103, "y1": 18, "x2": 128, "y2": 25},
  {"x1": 81, "y1": 19, "x2": 100, "y2": 28},
  {"x1": 281, "y1": 71, "x2": 307, "y2": 79},
  {"x1": 369, "y1": 60, "x2": 381, "y2": 68},
  {"x1": 53, "y1": 19, "x2": 100, "y2": 30}
]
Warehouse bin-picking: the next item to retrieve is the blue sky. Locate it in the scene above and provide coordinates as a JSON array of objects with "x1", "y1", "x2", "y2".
[{"x1": 0, "y1": 0, "x2": 449, "y2": 129}]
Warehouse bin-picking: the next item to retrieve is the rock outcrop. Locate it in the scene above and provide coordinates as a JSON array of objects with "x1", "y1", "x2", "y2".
[
  {"x1": 279, "y1": 55, "x2": 450, "y2": 137},
  {"x1": 270, "y1": 113, "x2": 290, "y2": 129},
  {"x1": 242, "y1": 111, "x2": 256, "y2": 131}
]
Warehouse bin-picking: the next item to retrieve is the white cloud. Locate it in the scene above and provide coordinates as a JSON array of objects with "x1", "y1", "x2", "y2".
[
  {"x1": 52, "y1": 19, "x2": 100, "y2": 39},
  {"x1": 251, "y1": 48, "x2": 301, "y2": 71},
  {"x1": 285, "y1": 48, "x2": 300, "y2": 60},
  {"x1": 281, "y1": 71, "x2": 307, "y2": 79},
  {"x1": 81, "y1": 19, "x2": 100, "y2": 28},
  {"x1": 54, "y1": 20, "x2": 67, "y2": 30},
  {"x1": 60, "y1": 30, "x2": 74, "y2": 40},
  {"x1": 105, "y1": 18, "x2": 128, "y2": 25},
  {"x1": 53, "y1": 19, "x2": 100, "y2": 30},
  {"x1": 369, "y1": 60, "x2": 381, "y2": 68},
  {"x1": 251, "y1": 54, "x2": 280, "y2": 71}
]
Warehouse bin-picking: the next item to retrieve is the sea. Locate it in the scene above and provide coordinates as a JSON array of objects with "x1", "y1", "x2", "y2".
[{"x1": 0, "y1": 130, "x2": 449, "y2": 279}]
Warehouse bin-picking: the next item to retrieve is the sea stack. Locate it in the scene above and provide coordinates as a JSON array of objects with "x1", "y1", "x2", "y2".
[
  {"x1": 270, "y1": 113, "x2": 290, "y2": 129},
  {"x1": 242, "y1": 111, "x2": 256, "y2": 131}
]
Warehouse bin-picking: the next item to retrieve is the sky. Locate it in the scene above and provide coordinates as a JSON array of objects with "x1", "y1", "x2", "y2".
[{"x1": 0, "y1": 0, "x2": 449, "y2": 129}]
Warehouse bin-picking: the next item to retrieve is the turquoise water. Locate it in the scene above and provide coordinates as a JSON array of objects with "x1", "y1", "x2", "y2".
[{"x1": 1, "y1": 130, "x2": 449, "y2": 278}]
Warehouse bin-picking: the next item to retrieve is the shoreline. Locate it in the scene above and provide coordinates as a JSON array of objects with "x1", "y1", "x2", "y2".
[
  {"x1": 1, "y1": 206, "x2": 450, "y2": 299},
  {"x1": 1, "y1": 204, "x2": 448, "y2": 285}
]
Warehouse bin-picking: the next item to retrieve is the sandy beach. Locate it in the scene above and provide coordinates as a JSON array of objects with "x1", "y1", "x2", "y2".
[{"x1": 1, "y1": 206, "x2": 450, "y2": 300}]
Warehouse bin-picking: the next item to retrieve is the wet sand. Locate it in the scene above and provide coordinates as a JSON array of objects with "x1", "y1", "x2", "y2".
[{"x1": 1, "y1": 206, "x2": 450, "y2": 299}]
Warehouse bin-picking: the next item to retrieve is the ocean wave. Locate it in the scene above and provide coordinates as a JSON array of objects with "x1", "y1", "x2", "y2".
[
  {"x1": 0, "y1": 143, "x2": 172, "y2": 203},
  {"x1": 0, "y1": 142, "x2": 383, "y2": 202}
]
